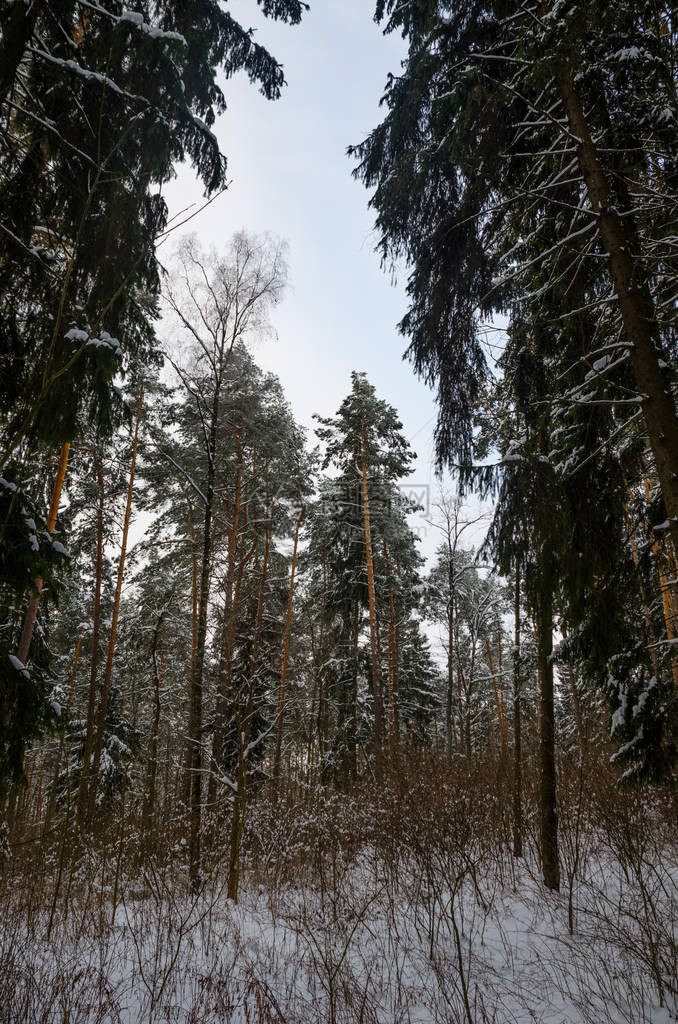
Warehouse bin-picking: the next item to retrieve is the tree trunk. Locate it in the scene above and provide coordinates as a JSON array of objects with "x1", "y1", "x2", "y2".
[
  {"x1": 273, "y1": 481, "x2": 305, "y2": 800},
  {"x1": 557, "y1": 63, "x2": 678, "y2": 563},
  {"x1": 76, "y1": 461, "x2": 104, "y2": 827},
  {"x1": 16, "y1": 441, "x2": 71, "y2": 665},
  {"x1": 536, "y1": 550, "x2": 560, "y2": 891},
  {"x1": 87, "y1": 394, "x2": 143, "y2": 821},
  {"x1": 187, "y1": 383, "x2": 219, "y2": 892},
  {"x1": 360, "y1": 414, "x2": 384, "y2": 781},
  {"x1": 44, "y1": 633, "x2": 82, "y2": 837},
  {"x1": 210, "y1": 451, "x2": 244, "y2": 808},
  {"x1": 142, "y1": 608, "x2": 166, "y2": 844},
  {"x1": 382, "y1": 539, "x2": 399, "y2": 748},
  {"x1": 227, "y1": 510, "x2": 273, "y2": 901},
  {"x1": 348, "y1": 596, "x2": 359, "y2": 781},
  {"x1": 486, "y1": 639, "x2": 508, "y2": 758},
  {"x1": 446, "y1": 600, "x2": 457, "y2": 753},
  {"x1": 512, "y1": 567, "x2": 523, "y2": 859},
  {"x1": 317, "y1": 540, "x2": 329, "y2": 781}
]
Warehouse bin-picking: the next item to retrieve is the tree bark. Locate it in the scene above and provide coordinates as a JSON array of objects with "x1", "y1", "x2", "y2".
[
  {"x1": 187, "y1": 382, "x2": 220, "y2": 892},
  {"x1": 272, "y1": 474, "x2": 305, "y2": 800},
  {"x1": 512, "y1": 567, "x2": 523, "y2": 858},
  {"x1": 227, "y1": 509, "x2": 273, "y2": 901},
  {"x1": 210, "y1": 450, "x2": 244, "y2": 808},
  {"x1": 360, "y1": 414, "x2": 384, "y2": 781},
  {"x1": 536, "y1": 550, "x2": 560, "y2": 891},
  {"x1": 142, "y1": 607, "x2": 167, "y2": 843},
  {"x1": 486, "y1": 639, "x2": 508, "y2": 758},
  {"x1": 87, "y1": 394, "x2": 143, "y2": 821},
  {"x1": 382, "y1": 538, "x2": 399, "y2": 748},
  {"x1": 76, "y1": 461, "x2": 104, "y2": 827},
  {"x1": 557, "y1": 64, "x2": 678, "y2": 564},
  {"x1": 16, "y1": 441, "x2": 71, "y2": 665}
]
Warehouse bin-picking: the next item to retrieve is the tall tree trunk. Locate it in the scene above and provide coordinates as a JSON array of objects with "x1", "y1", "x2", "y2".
[
  {"x1": 486, "y1": 639, "x2": 508, "y2": 757},
  {"x1": 76, "y1": 462, "x2": 105, "y2": 827},
  {"x1": 273, "y1": 476, "x2": 305, "y2": 800},
  {"x1": 360, "y1": 414, "x2": 384, "y2": 781},
  {"x1": 348, "y1": 596, "x2": 359, "y2": 780},
  {"x1": 210, "y1": 452, "x2": 244, "y2": 808},
  {"x1": 87, "y1": 394, "x2": 143, "y2": 821},
  {"x1": 142, "y1": 607, "x2": 167, "y2": 844},
  {"x1": 557, "y1": 64, "x2": 678, "y2": 563},
  {"x1": 187, "y1": 383, "x2": 220, "y2": 892},
  {"x1": 382, "y1": 538, "x2": 399, "y2": 748},
  {"x1": 512, "y1": 567, "x2": 523, "y2": 859},
  {"x1": 536, "y1": 549, "x2": 560, "y2": 891},
  {"x1": 16, "y1": 441, "x2": 71, "y2": 665},
  {"x1": 227, "y1": 510, "x2": 273, "y2": 901},
  {"x1": 446, "y1": 600, "x2": 457, "y2": 753},
  {"x1": 317, "y1": 540, "x2": 329, "y2": 781},
  {"x1": 177, "y1": 481, "x2": 199, "y2": 811},
  {"x1": 44, "y1": 633, "x2": 83, "y2": 838}
]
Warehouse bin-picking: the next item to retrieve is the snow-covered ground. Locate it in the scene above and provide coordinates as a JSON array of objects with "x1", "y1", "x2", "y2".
[
  {"x1": 2, "y1": 776, "x2": 677, "y2": 1023},
  {"x1": 2, "y1": 830, "x2": 676, "y2": 1024}
]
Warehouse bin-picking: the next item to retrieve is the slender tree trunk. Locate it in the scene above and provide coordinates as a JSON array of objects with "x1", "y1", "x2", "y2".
[
  {"x1": 177, "y1": 482, "x2": 199, "y2": 810},
  {"x1": 317, "y1": 540, "x2": 329, "y2": 781},
  {"x1": 486, "y1": 639, "x2": 508, "y2": 757},
  {"x1": 273, "y1": 479, "x2": 305, "y2": 800},
  {"x1": 210, "y1": 455, "x2": 243, "y2": 808},
  {"x1": 382, "y1": 539, "x2": 399, "y2": 748},
  {"x1": 142, "y1": 608, "x2": 166, "y2": 844},
  {"x1": 360, "y1": 415, "x2": 384, "y2": 781},
  {"x1": 87, "y1": 394, "x2": 143, "y2": 821},
  {"x1": 16, "y1": 441, "x2": 71, "y2": 665},
  {"x1": 512, "y1": 567, "x2": 523, "y2": 859},
  {"x1": 557, "y1": 64, "x2": 678, "y2": 562},
  {"x1": 227, "y1": 511, "x2": 273, "y2": 901},
  {"x1": 348, "y1": 596, "x2": 359, "y2": 780},
  {"x1": 44, "y1": 633, "x2": 83, "y2": 837},
  {"x1": 446, "y1": 602, "x2": 457, "y2": 753},
  {"x1": 76, "y1": 462, "x2": 104, "y2": 827},
  {"x1": 536, "y1": 549, "x2": 560, "y2": 891},
  {"x1": 188, "y1": 385, "x2": 219, "y2": 892}
]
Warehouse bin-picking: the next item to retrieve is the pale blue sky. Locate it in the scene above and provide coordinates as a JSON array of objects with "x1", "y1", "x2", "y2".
[{"x1": 161, "y1": 0, "x2": 489, "y2": 572}]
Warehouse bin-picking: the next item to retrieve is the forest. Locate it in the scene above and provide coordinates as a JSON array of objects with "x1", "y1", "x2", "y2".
[{"x1": 0, "y1": 2, "x2": 677, "y2": 1022}]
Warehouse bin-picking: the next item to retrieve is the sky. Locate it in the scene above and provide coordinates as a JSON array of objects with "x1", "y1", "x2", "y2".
[{"x1": 160, "y1": 0, "x2": 490, "y2": 571}]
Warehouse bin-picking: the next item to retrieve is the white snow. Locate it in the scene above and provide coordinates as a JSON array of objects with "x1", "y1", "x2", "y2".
[
  {"x1": 8, "y1": 655, "x2": 29, "y2": 677},
  {"x1": 1, "y1": 830, "x2": 675, "y2": 1024}
]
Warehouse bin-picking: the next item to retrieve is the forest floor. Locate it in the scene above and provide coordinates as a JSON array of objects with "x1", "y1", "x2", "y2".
[{"x1": 1, "y1": 763, "x2": 677, "y2": 1023}]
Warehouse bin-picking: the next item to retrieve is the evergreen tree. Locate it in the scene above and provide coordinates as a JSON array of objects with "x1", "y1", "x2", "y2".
[{"x1": 313, "y1": 372, "x2": 419, "y2": 780}]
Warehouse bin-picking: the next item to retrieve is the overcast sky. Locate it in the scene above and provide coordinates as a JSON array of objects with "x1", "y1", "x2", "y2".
[{"x1": 161, "y1": 0, "x2": 489, "y2": 572}]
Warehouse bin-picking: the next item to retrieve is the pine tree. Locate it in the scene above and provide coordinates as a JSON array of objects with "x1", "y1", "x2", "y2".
[{"x1": 313, "y1": 372, "x2": 418, "y2": 781}]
